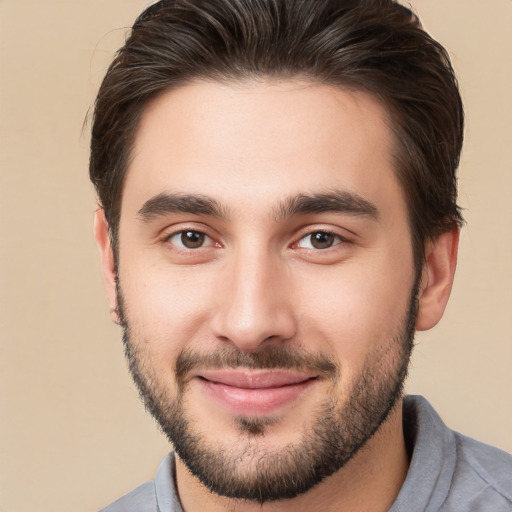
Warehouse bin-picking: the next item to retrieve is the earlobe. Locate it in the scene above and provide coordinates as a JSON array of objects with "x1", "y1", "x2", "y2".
[
  {"x1": 416, "y1": 228, "x2": 460, "y2": 331},
  {"x1": 93, "y1": 209, "x2": 119, "y2": 323}
]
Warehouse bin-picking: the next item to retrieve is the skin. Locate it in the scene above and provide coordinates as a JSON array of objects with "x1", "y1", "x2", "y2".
[{"x1": 95, "y1": 80, "x2": 458, "y2": 511}]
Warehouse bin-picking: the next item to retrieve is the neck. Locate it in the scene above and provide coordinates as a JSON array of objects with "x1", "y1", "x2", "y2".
[{"x1": 175, "y1": 399, "x2": 409, "y2": 512}]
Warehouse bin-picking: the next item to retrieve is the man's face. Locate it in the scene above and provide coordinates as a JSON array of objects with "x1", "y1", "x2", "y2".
[{"x1": 113, "y1": 80, "x2": 419, "y2": 501}]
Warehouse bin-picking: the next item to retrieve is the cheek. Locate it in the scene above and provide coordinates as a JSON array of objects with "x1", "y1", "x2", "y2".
[
  {"x1": 118, "y1": 260, "x2": 219, "y2": 360},
  {"x1": 295, "y1": 259, "x2": 414, "y2": 367}
]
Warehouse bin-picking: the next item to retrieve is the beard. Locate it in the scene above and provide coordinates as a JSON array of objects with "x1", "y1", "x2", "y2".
[{"x1": 116, "y1": 277, "x2": 419, "y2": 504}]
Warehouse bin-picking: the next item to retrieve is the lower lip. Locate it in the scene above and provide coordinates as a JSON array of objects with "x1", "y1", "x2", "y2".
[{"x1": 197, "y1": 378, "x2": 315, "y2": 415}]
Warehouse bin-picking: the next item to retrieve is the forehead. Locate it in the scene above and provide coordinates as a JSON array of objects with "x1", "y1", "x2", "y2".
[{"x1": 123, "y1": 79, "x2": 403, "y2": 220}]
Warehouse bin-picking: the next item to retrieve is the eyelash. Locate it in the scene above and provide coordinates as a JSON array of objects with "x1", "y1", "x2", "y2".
[
  {"x1": 294, "y1": 230, "x2": 347, "y2": 251},
  {"x1": 163, "y1": 227, "x2": 350, "y2": 253},
  {"x1": 164, "y1": 229, "x2": 218, "y2": 250}
]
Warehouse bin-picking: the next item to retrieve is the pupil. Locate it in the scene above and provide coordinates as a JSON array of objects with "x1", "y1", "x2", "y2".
[
  {"x1": 311, "y1": 232, "x2": 333, "y2": 249},
  {"x1": 181, "y1": 231, "x2": 204, "y2": 248}
]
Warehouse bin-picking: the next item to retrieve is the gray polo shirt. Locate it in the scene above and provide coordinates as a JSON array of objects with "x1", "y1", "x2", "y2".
[{"x1": 100, "y1": 395, "x2": 512, "y2": 511}]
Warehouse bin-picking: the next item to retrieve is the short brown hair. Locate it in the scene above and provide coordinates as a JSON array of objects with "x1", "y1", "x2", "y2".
[{"x1": 89, "y1": 0, "x2": 464, "y2": 269}]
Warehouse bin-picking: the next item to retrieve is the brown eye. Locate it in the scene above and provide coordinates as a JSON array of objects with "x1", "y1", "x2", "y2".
[
  {"x1": 180, "y1": 230, "x2": 205, "y2": 248},
  {"x1": 166, "y1": 229, "x2": 218, "y2": 254},
  {"x1": 310, "y1": 232, "x2": 335, "y2": 249},
  {"x1": 296, "y1": 231, "x2": 340, "y2": 250}
]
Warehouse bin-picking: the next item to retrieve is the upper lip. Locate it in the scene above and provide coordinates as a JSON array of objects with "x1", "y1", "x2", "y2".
[{"x1": 197, "y1": 370, "x2": 316, "y2": 389}]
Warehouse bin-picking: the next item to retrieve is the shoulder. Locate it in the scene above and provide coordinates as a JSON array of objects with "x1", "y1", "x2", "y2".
[
  {"x1": 447, "y1": 432, "x2": 512, "y2": 510},
  {"x1": 98, "y1": 453, "x2": 181, "y2": 512},
  {"x1": 396, "y1": 396, "x2": 512, "y2": 512},
  {"x1": 99, "y1": 481, "x2": 158, "y2": 512}
]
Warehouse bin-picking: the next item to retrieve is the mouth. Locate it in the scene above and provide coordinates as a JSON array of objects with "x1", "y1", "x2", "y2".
[{"x1": 194, "y1": 369, "x2": 318, "y2": 415}]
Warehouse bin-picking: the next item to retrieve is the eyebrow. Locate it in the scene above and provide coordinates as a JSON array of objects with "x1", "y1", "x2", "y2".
[
  {"x1": 275, "y1": 191, "x2": 379, "y2": 221},
  {"x1": 137, "y1": 189, "x2": 379, "y2": 223},
  {"x1": 137, "y1": 193, "x2": 227, "y2": 221}
]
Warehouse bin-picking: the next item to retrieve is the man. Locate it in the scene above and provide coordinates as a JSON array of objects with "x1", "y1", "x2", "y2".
[{"x1": 90, "y1": 0, "x2": 512, "y2": 510}]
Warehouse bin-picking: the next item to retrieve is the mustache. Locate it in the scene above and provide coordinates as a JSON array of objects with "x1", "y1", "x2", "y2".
[{"x1": 175, "y1": 345, "x2": 339, "y2": 388}]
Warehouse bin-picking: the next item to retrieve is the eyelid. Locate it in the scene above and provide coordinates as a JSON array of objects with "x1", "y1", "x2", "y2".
[
  {"x1": 292, "y1": 226, "x2": 354, "y2": 247},
  {"x1": 161, "y1": 224, "x2": 221, "y2": 249},
  {"x1": 296, "y1": 233, "x2": 342, "y2": 251}
]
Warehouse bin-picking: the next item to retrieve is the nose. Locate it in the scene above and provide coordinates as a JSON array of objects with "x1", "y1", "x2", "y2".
[{"x1": 211, "y1": 248, "x2": 297, "y2": 351}]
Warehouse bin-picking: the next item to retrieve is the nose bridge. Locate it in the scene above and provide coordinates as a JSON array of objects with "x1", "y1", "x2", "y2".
[{"x1": 212, "y1": 241, "x2": 296, "y2": 350}]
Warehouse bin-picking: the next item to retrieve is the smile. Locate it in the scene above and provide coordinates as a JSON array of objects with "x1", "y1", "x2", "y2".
[{"x1": 195, "y1": 370, "x2": 318, "y2": 415}]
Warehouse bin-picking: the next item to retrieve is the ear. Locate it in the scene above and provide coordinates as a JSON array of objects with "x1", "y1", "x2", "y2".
[
  {"x1": 416, "y1": 228, "x2": 460, "y2": 331},
  {"x1": 93, "y1": 209, "x2": 120, "y2": 324}
]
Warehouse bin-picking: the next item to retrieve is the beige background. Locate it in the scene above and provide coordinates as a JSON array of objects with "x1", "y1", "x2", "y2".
[{"x1": 0, "y1": 1, "x2": 510, "y2": 511}]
